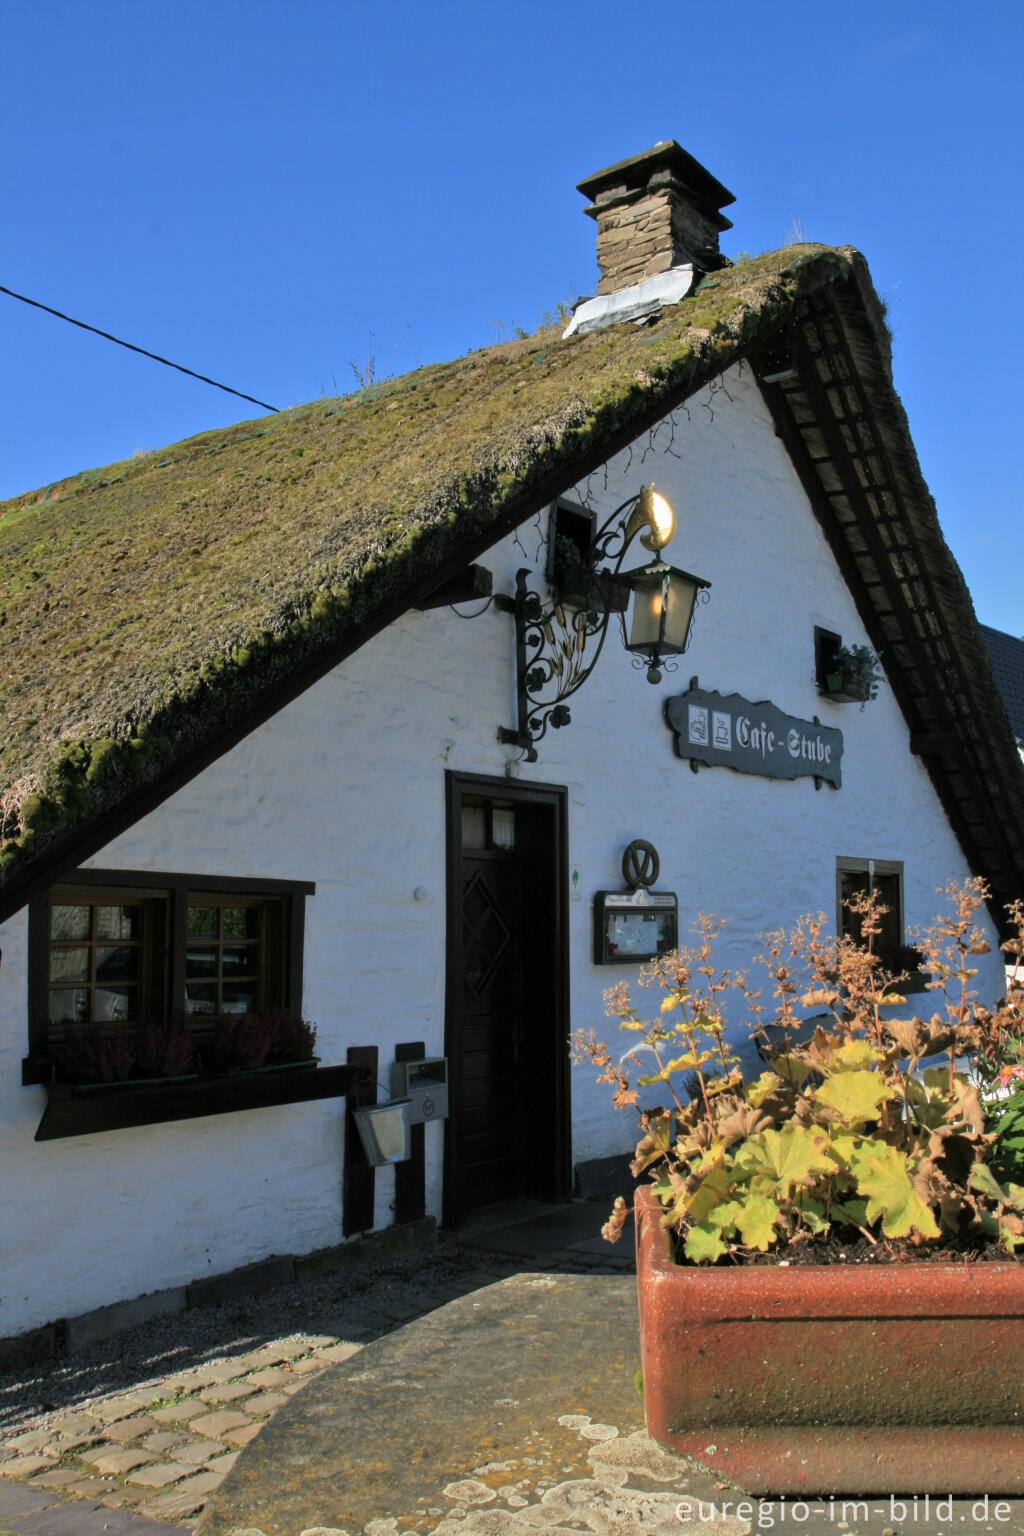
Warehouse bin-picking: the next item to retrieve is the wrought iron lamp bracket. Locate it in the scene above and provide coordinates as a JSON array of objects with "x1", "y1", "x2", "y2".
[
  {"x1": 495, "y1": 568, "x2": 612, "y2": 761},
  {"x1": 494, "y1": 493, "x2": 652, "y2": 759},
  {"x1": 494, "y1": 489, "x2": 707, "y2": 760}
]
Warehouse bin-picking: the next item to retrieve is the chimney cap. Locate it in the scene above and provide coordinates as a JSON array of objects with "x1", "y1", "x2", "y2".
[{"x1": 577, "y1": 140, "x2": 735, "y2": 217}]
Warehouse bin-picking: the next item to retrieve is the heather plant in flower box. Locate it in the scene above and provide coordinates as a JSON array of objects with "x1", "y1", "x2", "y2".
[
  {"x1": 264, "y1": 1010, "x2": 318, "y2": 1065},
  {"x1": 202, "y1": 1011, "x2": 277, "y2": 1075},
  {"x1": 133, "y1": 1015, "x2": 194, "y2": 1078},
  {"x1": 574, "y1": 877, "x2": 1024, "y2": 1263},
  {"x1": 51, "y1": 1023, "x2": 136, "y2": 1084}
]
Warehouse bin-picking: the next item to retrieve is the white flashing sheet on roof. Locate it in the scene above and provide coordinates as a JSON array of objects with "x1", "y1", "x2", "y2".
[{"x1": 562, "y1": 265, "x2": 696, "y2": 338}]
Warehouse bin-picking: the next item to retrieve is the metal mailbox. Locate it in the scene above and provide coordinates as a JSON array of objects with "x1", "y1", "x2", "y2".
[{"x1": 390, "y1": 1057, "x2": 449, "y2": 1124}]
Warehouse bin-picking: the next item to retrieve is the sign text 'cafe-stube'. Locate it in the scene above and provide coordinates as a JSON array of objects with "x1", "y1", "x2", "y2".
[{"x1": 664, "y1": 686, "x2": 844, "y2": 789}]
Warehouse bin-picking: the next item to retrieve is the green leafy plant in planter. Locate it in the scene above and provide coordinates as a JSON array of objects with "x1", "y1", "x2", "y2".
[
  {"x1": 976, "y1": 904, "x2": 1024, "y2": 1183},
  {"x1": 823, "y1": 642, "x2": 881, "y2": 706},
  {"x1": 988, "y1": 1074, "x2": 1024, "y2": 1183},
  {"x1": 574, "y1": 877, "x2": 1024, "y2": 1262}
]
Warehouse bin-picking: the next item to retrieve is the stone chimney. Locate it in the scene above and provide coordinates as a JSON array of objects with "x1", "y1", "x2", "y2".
[{"x1": 577, "y1": 142, "x2": 736, "y2": 296}]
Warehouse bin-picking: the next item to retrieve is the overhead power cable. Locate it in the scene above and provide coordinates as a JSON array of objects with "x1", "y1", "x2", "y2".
[{"x1": 0, "y1": 283, "x2": 280, "y2": 413}]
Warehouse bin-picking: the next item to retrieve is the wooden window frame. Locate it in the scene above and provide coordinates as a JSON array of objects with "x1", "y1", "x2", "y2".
[
  {"x1": 24, "y1": 869, "x2": 314, "y2": 1084},
  {"x1": 183, "y1": 894, "x2": 284, "y2": 1025},
  {"x1": 46, "y1": 887, "x2": 165, "y2": 1036}
]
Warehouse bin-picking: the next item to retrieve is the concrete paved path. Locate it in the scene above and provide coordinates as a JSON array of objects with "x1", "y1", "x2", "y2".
[{"x1": 197, "y1": 1271, "x2": 1024, "y2": 1536}]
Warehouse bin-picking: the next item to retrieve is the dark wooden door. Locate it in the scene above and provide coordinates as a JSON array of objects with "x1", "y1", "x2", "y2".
[
  {"x1": 445, "y1": 776, "x2": 569, "y2": 1224},
  {"x1": 459, "y1": 838, "x2": 525, "y2": 1207}
]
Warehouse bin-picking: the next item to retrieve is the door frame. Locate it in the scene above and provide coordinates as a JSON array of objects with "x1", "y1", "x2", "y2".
[{"x1": 443, "y1": 770, "x2": 571, "y2": 1227}]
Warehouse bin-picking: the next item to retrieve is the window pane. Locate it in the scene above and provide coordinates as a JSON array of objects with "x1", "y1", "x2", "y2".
[
  {"x1": 49, "y1": 947, "x2": 91, "y2": 984},
  {"x1": 95, "y1": 905, "x2": 141, "y2": 941},
  {"x1": 222, "y1": 984, "x2": 257, "y2": 1013},
  {"x1": 187, "y1": 906, "x2": 219, "y2": 938},
  {"x1": 185, "y1": 946, "x2": 218, "y2": 979},
  {"x1": 94, "y1": 986, "x2": 136, "y2": 1022},
  {"x1": 222, "y1": 944, "x2": 259, "y2": 977},
  {"x1": 492, "y1": 809, "x2": 516, "y2": 850},
  {"x1": 96, "y1": 945, "x2": 140, "y2": 983},
  {"x1": 462, "y1": 806, "x2": 487, "y2": 850},
  {"x1": 222, "y1": 906, "x2": 259, "y2": 940},
  {"x1": 49, "y1": 988, "x2": 89, "y2": 1024},
  {"x1": 51, "y1": 905, "x2": 90, "y2": 941},
  {"x1": 185, "y1": 984, "x2": 218, "y2": 1015}
]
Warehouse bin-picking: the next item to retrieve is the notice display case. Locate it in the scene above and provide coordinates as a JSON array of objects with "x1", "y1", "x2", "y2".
[{"x1": 593, "y1": 889, "x2": 678, "y2": 965}]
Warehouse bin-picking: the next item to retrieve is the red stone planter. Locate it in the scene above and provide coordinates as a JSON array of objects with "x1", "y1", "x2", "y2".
[{"x1": 635, "y1": 1186, "x2": 1024, "y2": 1494}]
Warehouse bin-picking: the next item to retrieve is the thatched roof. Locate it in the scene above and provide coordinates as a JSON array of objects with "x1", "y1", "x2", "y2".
[{"x1": 2, "y1": 243, "x2": 1023, "y2": 924}]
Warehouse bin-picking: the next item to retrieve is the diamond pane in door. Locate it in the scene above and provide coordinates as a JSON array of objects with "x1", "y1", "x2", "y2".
[{"x1": 462, "y1": 873, "x2": 512, "y2": 998}]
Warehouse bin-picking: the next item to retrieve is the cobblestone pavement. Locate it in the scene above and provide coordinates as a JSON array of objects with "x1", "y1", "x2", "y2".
[
  {"x1": 0, "y1": 1333, "x2": 353, "y2": 1525},
  {"x1": 0, "y1": 1211, "x2": 632, "y2": 1530}
]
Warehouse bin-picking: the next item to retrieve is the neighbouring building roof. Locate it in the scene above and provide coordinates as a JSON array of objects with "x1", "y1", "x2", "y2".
[
  {"x1": 980, "y1": 625, "x2": 1024, "y2": 747},
  {"x1": 2, "y1": 242, "x2": 1023, "y2": 924}
]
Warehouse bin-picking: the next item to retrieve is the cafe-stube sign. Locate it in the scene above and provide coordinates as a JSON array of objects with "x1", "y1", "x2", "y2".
[{"x1": 664, "y1": 686, "x2": 843, "y2": 788}]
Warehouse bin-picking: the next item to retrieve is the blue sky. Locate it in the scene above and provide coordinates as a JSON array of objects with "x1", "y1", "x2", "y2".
[{"x1": 2, "y1": 1, "x2": 1020, "y2": 632}]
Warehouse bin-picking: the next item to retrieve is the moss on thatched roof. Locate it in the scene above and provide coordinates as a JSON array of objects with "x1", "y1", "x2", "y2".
[
  {"x1": 0, "y1": 245, "x2": 853, "y2": 901},
  {"x1": 3, "y1": 239, "x2": 1021, "y2": 920}
]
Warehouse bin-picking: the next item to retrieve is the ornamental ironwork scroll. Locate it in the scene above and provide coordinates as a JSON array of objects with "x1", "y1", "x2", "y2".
[{"x1": 664, "y1": 685, "x2": 843, "y2": 788}]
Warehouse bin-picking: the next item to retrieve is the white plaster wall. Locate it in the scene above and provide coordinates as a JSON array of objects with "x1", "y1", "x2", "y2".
[{"x1": 0, "y1": 365, "x2": 1005, "y2": 1335}]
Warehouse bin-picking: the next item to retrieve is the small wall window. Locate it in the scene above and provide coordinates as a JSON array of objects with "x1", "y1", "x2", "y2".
[
  {"x1": 548, "y1": 500, "x2": 595, "y2": 597},
  {"x1": 815, "y1": 626, "x2": 842, "y2": 691},
  {"x1": 836, "y1": 857, "x2": 903, "y2": 961},
  {"x1": 27, "y1": 870, "x2": 312, "y2": 1078}
]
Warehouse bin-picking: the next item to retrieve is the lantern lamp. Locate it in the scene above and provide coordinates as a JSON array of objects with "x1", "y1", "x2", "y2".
[{"x1": 615, "y1": 557, "x2": 711, "y2": 683}]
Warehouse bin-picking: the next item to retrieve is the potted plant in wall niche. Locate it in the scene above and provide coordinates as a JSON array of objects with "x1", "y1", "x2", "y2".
[
  {"x1": 574, "y1": 881, "x2": 1024, "y2": 1495},
  {"x1": 822, "y1": 641, "x2": 881, "y2": 705}
]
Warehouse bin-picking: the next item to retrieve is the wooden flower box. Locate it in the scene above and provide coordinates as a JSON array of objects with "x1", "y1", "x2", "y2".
[{"x1": 33, "y1": 1061, "x2": 356, "y2": 1141}]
